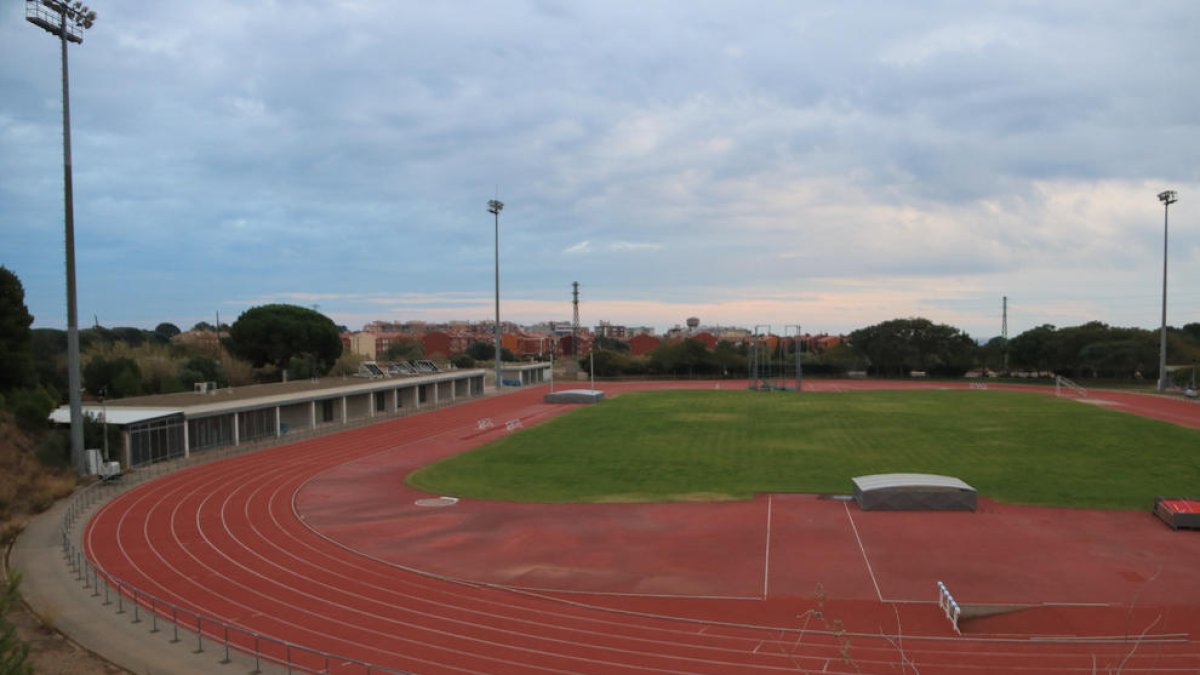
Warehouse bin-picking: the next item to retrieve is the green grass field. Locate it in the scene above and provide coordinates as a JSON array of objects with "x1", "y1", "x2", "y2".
[{"x1": 406, "y1": 389, "x2": 1200, "y2": 510}]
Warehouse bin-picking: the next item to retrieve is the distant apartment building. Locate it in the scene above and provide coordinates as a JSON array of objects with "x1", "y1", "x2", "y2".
[
  {"x1": 594, "y1": 320, "x2": 627, "y2": 339},
  {"x1": 349, "y1": 332, "x2": 424, "y2": 360}
]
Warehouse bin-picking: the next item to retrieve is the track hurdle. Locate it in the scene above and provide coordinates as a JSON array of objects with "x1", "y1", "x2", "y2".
[
  {"x1": 936, "y1": 580, "x2": 962, "y2": 634},
  {"x1": 1054, "y1": 375, "x2": 1087, "y2": 399}
]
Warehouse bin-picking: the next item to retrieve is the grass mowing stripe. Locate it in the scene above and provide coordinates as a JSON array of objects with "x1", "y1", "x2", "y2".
[{"x1": 406, "y1": 389, "x2": 1200, "y2": 510}]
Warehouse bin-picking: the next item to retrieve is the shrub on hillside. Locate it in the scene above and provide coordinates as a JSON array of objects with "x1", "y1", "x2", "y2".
[
  {"x1": 34, "y1": 431, "x2": 69, "y2": 469},
  {"x1": 7, "y1": 388, "x2": 56, "y2": 432}
]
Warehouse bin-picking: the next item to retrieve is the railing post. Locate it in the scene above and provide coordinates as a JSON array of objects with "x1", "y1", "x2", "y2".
[
  {"x1": 221, "y1": 626, "x2": 230, "y2": 664},
  {"x1": 170, "y1": 607, "x2": 179, "y2": 643},
  {"x1": 131, "y1": 589, "x2": 140, "y2": 623},
  {"x1": 150, "y1": 597, "x2": 159, "y2": 633},
  {"x1": 252, "y1": 635, "x2": 261, "y2": 674},
  {"x1": 195, "y1": 615, "x2": 203, "y2": 653}
]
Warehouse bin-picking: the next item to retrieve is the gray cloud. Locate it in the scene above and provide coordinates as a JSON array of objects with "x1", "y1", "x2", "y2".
[{"x1": 2, "y1": 1, "x2": 1198, "y2": 337}]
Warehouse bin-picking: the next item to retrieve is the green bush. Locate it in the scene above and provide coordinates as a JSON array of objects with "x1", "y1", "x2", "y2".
[
  {"x1": 35, "y1": 430, "x2": 70, "y2": 469},
  {"x1": 0, "y1": 572, "x2": 31, "y2": 675},
  {"x1": 8, "y1": 387, "x2": 56, "y2": 431}
]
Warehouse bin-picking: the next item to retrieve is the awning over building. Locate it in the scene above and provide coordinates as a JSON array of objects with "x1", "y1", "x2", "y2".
[{"x1": 49, "y1": 406, "x2": 181, "y2": 426}]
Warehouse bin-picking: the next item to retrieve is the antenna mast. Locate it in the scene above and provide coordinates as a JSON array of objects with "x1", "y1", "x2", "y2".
[{"x1": 571, "y1": 282, "x2": 580, "y2": 357}]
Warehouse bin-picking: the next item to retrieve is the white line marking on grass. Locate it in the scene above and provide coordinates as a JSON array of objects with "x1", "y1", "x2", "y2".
[
  {"x1": 763, "y1": 494, "x2": 774, "y2": 599},
  {"x1": 843, "y1": 502, "x2": 883, "y2": 602}
]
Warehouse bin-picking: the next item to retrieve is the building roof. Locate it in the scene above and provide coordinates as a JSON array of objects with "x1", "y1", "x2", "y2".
[
  {"x1": 49, "y1": 370, "x2": 489, "y2": 424},
  {"x1": 49, "y1": 406, "x2": 181, "y2": 426}
]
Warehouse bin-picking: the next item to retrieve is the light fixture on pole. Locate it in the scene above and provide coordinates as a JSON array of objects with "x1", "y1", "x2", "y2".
[
  {"x1": 26, "y1": 0, "x2": 98, "y2": 475},
  {"x1": 488, "y1": 199, "x2": 504, "y2": 392},
  {"x1": 1157, "y1": 189, "x2": 1179, "y2": 392}
]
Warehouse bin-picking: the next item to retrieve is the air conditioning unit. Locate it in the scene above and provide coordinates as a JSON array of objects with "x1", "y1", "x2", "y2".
[
  {"x1": 99, "y1": 461, "x2": 122, "y2": 481},
  {"x1": 194, "y1": 381, "x2": 209, "y2": 394}
]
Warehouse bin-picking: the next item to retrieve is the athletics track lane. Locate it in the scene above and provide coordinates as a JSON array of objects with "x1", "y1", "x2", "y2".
[{"x1": 85, "y1": 382, "x2": 1200, "y2": 673}]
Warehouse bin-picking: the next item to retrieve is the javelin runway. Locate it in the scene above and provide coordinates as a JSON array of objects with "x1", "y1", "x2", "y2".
[{"x1": 85, "y1": 382, "x2": 1200, "y2": 673}]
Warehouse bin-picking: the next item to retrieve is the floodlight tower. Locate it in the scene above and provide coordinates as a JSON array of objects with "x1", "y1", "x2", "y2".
[
  {"x1": 26, "y1": 0, "x2": 97, "y2": 474},
  {"x1": 1157, "y1": 190, "x2": 1179, "y2": 392},
  {"x1": 488, "y1": 199, "x2": 504, "y2": 392}
]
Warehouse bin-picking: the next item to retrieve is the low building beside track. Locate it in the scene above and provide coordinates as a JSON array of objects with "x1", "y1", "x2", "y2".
[{"x1": 49, "y1": 368, "x2": 490, "y2": 468}]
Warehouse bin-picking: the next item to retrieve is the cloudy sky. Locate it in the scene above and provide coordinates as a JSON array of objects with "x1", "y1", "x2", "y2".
[{"x1": 3, "y1": 1, "x2": 1198, "y2": 339}]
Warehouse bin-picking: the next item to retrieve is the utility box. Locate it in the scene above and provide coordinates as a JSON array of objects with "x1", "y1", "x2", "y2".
[
  {"x1": 99, "y1": 461, "x2": 122, "y2": 481},
  {"x1": 84, "y1": 448, "x2": 102, "y2": 476}
]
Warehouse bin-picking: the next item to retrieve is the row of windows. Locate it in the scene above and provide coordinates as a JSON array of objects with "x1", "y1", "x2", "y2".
[{"x1": 130, "y1": 416, "x2": 186, "y2": 466}]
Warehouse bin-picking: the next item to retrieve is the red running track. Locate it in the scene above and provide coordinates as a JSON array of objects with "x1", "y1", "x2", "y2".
[{"x1": 85, "y1": 381, "x2": 1200, "y2": 674}]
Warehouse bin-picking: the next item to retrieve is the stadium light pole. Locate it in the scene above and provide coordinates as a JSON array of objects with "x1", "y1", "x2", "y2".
[
  {"x1": 488, "y1": 199, "x2": 504, "y2": 392},
  {"x1": 1157, "y1": 190, "x2": 1179, "y2": 392},
  {"x1": 26, "y1": 0, "x2": 98, "y2": 474}
]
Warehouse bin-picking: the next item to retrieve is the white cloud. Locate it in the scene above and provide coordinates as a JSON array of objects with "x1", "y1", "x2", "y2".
[{"x1": 610, "y1": 241, "x2": 661, "y2": 252}]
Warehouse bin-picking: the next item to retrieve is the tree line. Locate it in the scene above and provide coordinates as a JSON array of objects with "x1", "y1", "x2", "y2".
[{"x1": 585, "y1": 317, "x2": 1200, "y2": 384}]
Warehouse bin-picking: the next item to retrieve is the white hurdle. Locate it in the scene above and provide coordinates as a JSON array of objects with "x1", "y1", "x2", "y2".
[
  {"x1": 936, "y1": 580, "x2": 962, "y2": 635},
  {"x1": 1054, "y1": 374, "x2": 1088, "y2": 399},
  {"x1": 476, "y1": 417, "x2": 494, "y2": 430}
]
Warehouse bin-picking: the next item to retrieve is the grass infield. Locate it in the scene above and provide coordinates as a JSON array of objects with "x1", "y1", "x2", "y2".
[{"x1": 406, "y1": 389, "x2": 1200, "y2": 510}]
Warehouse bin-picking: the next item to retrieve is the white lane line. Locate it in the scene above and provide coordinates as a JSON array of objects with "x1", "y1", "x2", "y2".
[{"x1": 842, "y1": 502, "x2": 883, "y2": 602}]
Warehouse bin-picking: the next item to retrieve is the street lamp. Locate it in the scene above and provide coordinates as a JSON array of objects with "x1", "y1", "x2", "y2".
[
  {"x1": 1157, "y1": 190, "x2": 1179, "y2": 392},
  {"x1": 488, "y1": 199, "x2": 504, "y2": 392},
  {"x1": 26, "y1": 0, "x2": 98, "y2": 474}
]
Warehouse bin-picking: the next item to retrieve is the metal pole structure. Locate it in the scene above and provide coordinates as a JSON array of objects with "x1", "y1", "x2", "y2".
[
  {"x1": 488, "y1": 199, "x2": 504, "y2": 392},
  {"x1": 26, "y1": 1, "x2": 97, "y2": 474},
  {"x1": 100, "y1": 388, "x2": 108, "y2": 461},
  {"x1": 1157, "y1": 190, "x2": 1178, "y2": 392}
]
